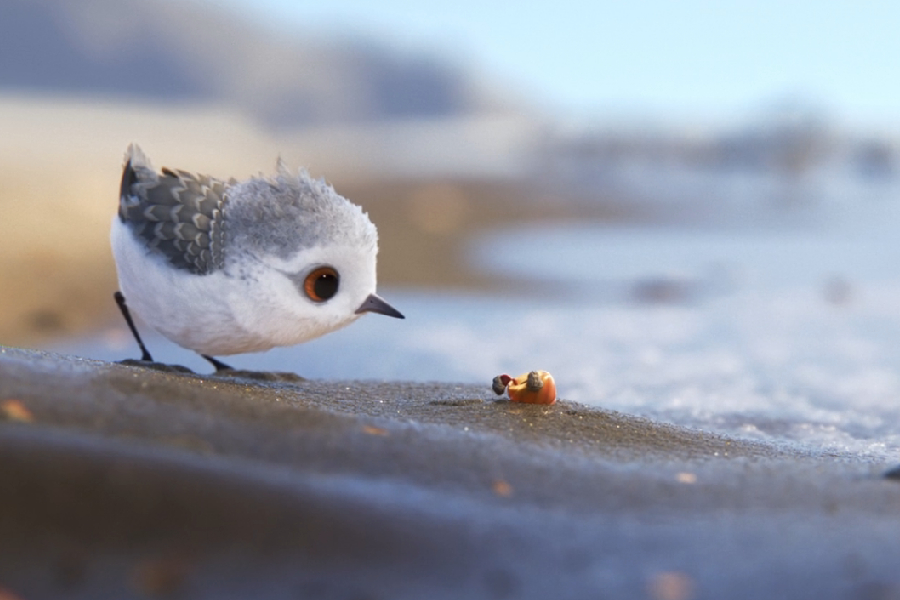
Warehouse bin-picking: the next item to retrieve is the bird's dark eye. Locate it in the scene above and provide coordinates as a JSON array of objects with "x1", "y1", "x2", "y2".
[{"x1": 303, "y1": 267, "x2": 339, "y2": 303}]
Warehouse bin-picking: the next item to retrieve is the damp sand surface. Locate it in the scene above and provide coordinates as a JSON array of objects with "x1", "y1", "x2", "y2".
[{"x1": 1, "y1": 347, "x2": 899, "y2": 599}]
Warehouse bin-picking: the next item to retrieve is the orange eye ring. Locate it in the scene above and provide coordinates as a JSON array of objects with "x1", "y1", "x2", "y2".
[{"x1": 303, "y1": 266, "x2": 339, "y2": 303}]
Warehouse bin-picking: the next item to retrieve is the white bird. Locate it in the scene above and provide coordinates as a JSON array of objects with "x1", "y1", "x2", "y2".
[{"x1": 111, "y1": 144, "x2": 403, "y2": 373}]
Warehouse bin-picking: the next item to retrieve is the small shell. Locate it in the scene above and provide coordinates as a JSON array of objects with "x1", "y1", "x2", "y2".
[{"x1": 502, "y1": 371, "x2": 556, "y2": 405}]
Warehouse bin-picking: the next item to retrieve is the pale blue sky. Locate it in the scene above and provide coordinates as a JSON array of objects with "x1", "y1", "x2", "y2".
[{"x1": 212, "y1": 0, "x2": 900, "y2": 125}]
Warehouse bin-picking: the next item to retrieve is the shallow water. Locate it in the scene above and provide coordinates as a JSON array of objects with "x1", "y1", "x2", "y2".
[{"x1": 54, "y1": 200, "x2": 900, "y2": 460}]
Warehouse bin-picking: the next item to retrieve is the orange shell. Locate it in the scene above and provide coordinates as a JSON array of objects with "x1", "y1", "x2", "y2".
[{"x1": 507, "y1": 371, "x2": 556, "y2": 405}]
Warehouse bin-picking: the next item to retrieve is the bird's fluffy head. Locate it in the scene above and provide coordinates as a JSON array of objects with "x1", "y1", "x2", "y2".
[
  {"x1": 220, "y1": 161, "x2": 381, "y2": 344},
  {"x1": 224, "y1": 161, "x2": 377, "y2": 262}
]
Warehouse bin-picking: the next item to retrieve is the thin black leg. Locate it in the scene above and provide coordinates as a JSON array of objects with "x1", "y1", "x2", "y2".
[
  {"x1": 201, "y1": 354, "x2": 234, "y2": 372},
  {"x1": 114, "y1": 291, "x2": 153, "y2": 362}
]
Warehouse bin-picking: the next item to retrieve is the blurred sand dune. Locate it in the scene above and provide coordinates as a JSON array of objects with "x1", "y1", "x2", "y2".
[
  {"x1": 0, "y1": 94, "x2": 623, "y2": 347},
  {"x1": 0, "y1": 94, "x2": 288, "y2": 345}
]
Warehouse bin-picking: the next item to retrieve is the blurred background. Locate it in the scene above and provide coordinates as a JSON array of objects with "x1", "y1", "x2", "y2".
[{"x1": 5, "y1": 0, "x2": 900, "y2": 456}]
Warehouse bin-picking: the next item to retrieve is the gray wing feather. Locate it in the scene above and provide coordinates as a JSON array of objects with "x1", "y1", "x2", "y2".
[{"x1": 119, "y1": 158, "x2": 227, "y2": 275}]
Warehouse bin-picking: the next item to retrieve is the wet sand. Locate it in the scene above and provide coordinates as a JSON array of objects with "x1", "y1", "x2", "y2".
[{"x1": 1, "y1": 346, "x2": 899, "y2": 599}]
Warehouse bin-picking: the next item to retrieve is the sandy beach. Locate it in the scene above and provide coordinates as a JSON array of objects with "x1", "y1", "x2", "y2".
[
  {"x1": 1, "y1": 346, "x2": 898, "y2": 599},
  {"x1": 6, "y1": 4, "x2": 900, "y2": 597}
]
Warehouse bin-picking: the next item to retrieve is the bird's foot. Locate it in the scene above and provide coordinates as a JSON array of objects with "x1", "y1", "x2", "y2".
[
  {"x1": 197, "y1": 353, "x2": 303, "y2": 382},
  {"x1": 209, "y1": 369, "x2": 305, "y2": 383},
  {"x1": 117, "y1": 359, "x2": 195, "y2": 374}
]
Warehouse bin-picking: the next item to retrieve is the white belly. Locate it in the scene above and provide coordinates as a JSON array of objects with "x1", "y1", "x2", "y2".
[{"x1": 111, "y1": 219, "x2": 313, "y2": 355}]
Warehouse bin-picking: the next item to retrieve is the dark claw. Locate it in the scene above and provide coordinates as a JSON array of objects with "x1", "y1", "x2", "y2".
[{"x1": 492, "y1": 375, "x2": 508, "y2": 395}]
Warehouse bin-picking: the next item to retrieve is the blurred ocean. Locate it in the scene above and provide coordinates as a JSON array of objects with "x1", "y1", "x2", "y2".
[{"x1": 54, "y1": 184, "x2": 900, "y2": 461}]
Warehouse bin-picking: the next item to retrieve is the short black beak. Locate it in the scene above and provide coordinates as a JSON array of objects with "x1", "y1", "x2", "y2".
[{"x1": 356, "y1": 294, "x2": 405, "y2": 319}]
